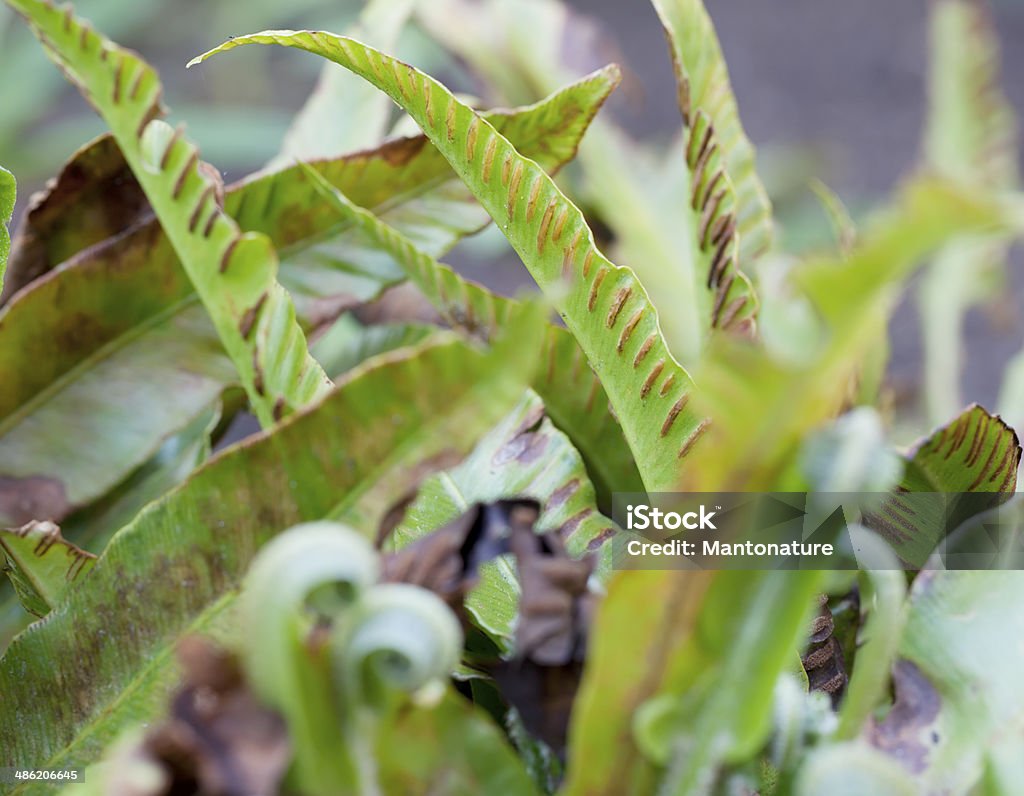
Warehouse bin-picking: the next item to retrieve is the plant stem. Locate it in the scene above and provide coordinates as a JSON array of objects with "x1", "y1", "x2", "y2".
[{"x1": 835, "y1": 568, "x2": 907, "y2": 740}]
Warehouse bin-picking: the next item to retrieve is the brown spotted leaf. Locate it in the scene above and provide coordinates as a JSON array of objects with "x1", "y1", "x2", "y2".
[
  {"x1": 1, "y1": 134, "x2": 148, "y2": 303},
  {"x1": 901, "y1": 404, "x2": 1020, "y2": 495},
  {"x1": 651, "y1": 0, "x2": 774, "y2": 263},
  {"x1": 9, "y1": 0, "x2": 333, "y2": 427},
  {"x1": 0, "y1": 74, "x2": 614, "y2": 527},
  {"x1": 0, "y1": 323, "x2": 540, "y2": 776},
  {"x1": 390, "y1": 393, "x2": 617, "y2": 649},
  {"x1": 872, "y1": 405, "x2": 1021, "y2": 566}
]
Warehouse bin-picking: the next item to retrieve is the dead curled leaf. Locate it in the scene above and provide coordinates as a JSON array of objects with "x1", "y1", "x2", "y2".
[
  {"x1": 867, "y1": 659, "x2": 942, "y2": 775},
  {"x1": 492, "y1": 508, "x2": 596, "y2": 754},
  {"x1": 380, "y1": 500, "x2": 527, "y2": 614},
  {"x1": 382, "y1": 509, "x2": 478, "y2": 610},
  {"x1": 801, "y1": 593, "x2": 848, "y2": 706},
  {"x1": 509, "y1": 507, "x2": 595, "y2": 667},
  {"x1": 379, "y1": 498, "x2": 598, "y2": 661},
  {"x1": 100, "y1": 637, "x2": 290, "y2": 796},
  {"x1": 380, "y1": 499, "x2": 598, "y2": 756}
]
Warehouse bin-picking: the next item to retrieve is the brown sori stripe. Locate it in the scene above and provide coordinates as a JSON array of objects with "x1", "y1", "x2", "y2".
[
  {"x1": 661, "y1": 396, "x2": 688, "y2": 438},
  {"x1": 606, "y1": 288, "x2": 632, "y2": 328},
  {"x1": 588, "y1": 268, "x2": 609, "y2": 311},
  {"x1": 862, "y1": 512, "x2": 911, "y2": 546},
  {"x1": 525, "y1": 177, "x2": 543, "y2": 223},
  {"x1": 968, "y1": 435, "x2": 1004, "y2": 490},
  {"x1": 617, "y1": 309, "x2": 645, "y2": 353},
  {"x1": 640, "y1": 361, "x2": 665, "y2": 399},
  {"x1": 881, "y1": 501, "x2": 919, "y2": 539},
  {"x1": 678, "y1": 416, "x2": 709, "y2": 459},
  {"x1": 585, "y1": 526, "x2": 618, "y2": 552},
  {"x1": 633, "y1": 335, "x2": 656, "y2": 368},
  {"x1": 536, "y1": 198, "x2": 558, "y2": 255},
  {"x1": 965, "y1": 413, "x2": 990, "y2": 467}
]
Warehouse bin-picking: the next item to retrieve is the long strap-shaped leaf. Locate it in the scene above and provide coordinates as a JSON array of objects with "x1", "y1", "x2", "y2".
[
  {"x1": 880, "y1": 404, "x2": 1021, "y2": 566},
  {"x1": 651, "y1": 0, "x2": 774, "y2": 265},
  {"x1": 0, "y1": 75, "x2": 621, "y2": 529},
  {"x1": 648, "y1": 0, "x2": 762, "y2": 332},
  {"x1": 920, "y1": 0, "x2": 1018, "y2": 425},
  {"x1": 7, "y1": 0, "x2": 330, "y2": 427},
  {"x1": 192, "y1": 32, "x2": 707, "y2": 491},
  {"x1": 415, "y1": 0, "x2": 756, "y2": 347},
  {"x1": 301, "y1": 162, "x2": 644, "y2": 497}
]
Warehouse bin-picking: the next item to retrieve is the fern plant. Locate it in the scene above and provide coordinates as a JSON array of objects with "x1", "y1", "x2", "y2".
[{"x1": 1, "y1": 0, "x2": 1023, "y2": 794}]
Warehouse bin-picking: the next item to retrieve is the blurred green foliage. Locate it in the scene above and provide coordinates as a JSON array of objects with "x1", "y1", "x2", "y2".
[{"x1": 0, "y1": 0, "x2": 366, "y2": 184}]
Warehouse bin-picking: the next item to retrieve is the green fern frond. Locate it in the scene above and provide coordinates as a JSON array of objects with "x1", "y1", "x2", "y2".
[
  {"x1": 8, "y1": 0, "x2": 330, "y2": 427},
  {"x1": 652, "y1": 0, "x2": 774, "y2": 266},
  {"x1": 922, "y1": 0, "x2": 1019, "y2": 425},
  {"x1": 192, "y1": 32, "x2": 707, "y2": 491},
  {"x1": 300, "y1": 163, "x2": 643, "y2": 497}
]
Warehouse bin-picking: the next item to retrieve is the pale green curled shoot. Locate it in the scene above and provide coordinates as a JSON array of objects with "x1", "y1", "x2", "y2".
[
  {"x1": 240, "y1": 521, "x2": 463, "y2": 796},
  {"x1": 332, "y1": 583, "x2": 462, "y2": 712},
  {"x1": 240, "y1": 521, "x2": 377, "y2": 792}
]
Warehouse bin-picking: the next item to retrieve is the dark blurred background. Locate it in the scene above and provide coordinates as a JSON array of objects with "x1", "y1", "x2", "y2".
[{"x1": 2, "y1": 0, "x2": 1023, "y2": 430}]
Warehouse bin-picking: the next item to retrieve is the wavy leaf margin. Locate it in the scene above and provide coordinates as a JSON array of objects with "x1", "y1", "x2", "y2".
[{"x1": 191, "y1": 30, "x2": 708, "y2": 492}]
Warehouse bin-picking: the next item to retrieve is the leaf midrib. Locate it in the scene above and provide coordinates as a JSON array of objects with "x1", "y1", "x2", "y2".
[
  {"x1": 0, "y1": 294, "x2": 201, "y2": 439},
  {"x1": 19, "y1": 337, "x2": 517, "y2": 773}
]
